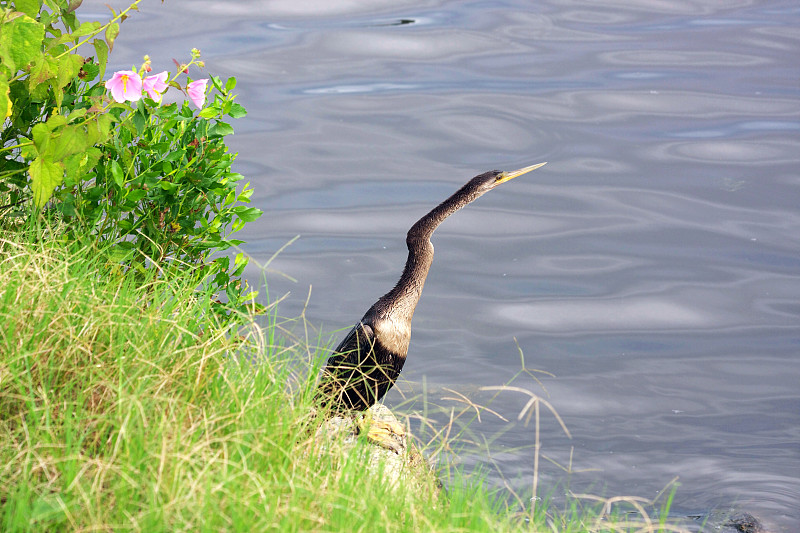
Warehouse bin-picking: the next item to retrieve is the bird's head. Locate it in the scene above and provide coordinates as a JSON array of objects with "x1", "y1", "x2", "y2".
[
  {"x1": 469, "y1": 162, "x2": 548, "y2": 194},
  {"x1": 408, "y1": 161, "x2": 549, "y2": 239}
]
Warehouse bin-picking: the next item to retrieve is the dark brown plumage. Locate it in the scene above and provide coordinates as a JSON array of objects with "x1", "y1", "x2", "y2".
[{"x1": 316, "y1": 163, "x2": 547, "y2": 413}]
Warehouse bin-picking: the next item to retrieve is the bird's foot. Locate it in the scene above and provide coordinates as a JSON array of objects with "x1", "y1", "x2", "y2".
[{"x1": 358, "y1": 412, "x2": 406, "y2": 454}]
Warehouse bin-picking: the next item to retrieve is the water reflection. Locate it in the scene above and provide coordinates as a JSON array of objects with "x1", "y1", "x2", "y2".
[{"x1": 93, "y1": 0, "x2": 800, "y2": 529}]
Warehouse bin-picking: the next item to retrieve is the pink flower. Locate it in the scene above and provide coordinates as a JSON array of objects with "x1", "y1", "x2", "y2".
[
  {"x1": 186, "y1": 78, "x2": 209, "y2": 108},
  {"x1": 142, "y1": 71, "x2": 169, "y2": 101},
  {"x1": 105, "y1": 70, "x2": 143, "y2": 103}
]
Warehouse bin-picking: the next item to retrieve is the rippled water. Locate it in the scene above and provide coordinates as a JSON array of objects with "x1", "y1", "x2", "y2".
[{"x1": 95, "y1": 0, "x2": 799, "y2": 529}]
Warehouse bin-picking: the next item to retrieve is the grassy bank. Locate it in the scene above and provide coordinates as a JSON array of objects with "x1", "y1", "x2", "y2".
[{"x1": 0, "y1": 231, "x2": 680, "y2": 532}]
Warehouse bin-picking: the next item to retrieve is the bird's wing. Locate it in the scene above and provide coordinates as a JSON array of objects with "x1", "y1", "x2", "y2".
[
  {"x1": 317, "y1": 322, "x2": 380, "y2": 410},
  {"x1": 326, "y1": 322, "x2": 375, "y2": 368}
]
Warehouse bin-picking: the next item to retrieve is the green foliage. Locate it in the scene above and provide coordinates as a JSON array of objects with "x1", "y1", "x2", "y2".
[
  {"x1": 0, "y1": 0, "x2": 262, "y2": 313},
  {"x1": 0, "y1": 236, "x2": 479, "y2": 532}
]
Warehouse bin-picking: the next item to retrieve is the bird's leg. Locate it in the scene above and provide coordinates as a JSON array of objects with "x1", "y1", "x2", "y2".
[{"x1": 357, "y1": 408, "x2": 406, "y2": 454}]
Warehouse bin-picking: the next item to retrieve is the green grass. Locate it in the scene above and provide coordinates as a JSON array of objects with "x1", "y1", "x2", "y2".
[{"x1": 0, "y1": 230, "x2": 685, "y2": 532}]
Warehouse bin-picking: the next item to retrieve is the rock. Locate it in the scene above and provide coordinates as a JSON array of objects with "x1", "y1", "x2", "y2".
[
  {"x1": 314, "y1": 404, "x2": 439, "y2": 491},
  {"x1": 724, "y1": 512, "x2": 765, "y2": 533},
  {"x1": 694, "y1": 509, "x2": 768, "y2": 533}
]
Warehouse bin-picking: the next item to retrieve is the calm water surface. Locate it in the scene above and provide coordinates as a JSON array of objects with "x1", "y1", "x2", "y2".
[{"x1": 94, "y1": 0, "x2": 799, "y2": 529}]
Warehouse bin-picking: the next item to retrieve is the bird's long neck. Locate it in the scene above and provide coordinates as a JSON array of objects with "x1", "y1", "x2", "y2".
[{"x1": 374, "y1": 181, "x2": 484, "y2": 322}]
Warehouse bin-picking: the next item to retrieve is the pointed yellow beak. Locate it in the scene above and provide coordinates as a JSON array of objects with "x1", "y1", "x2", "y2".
[{"x1": 495, "y1": 162, "x2": 547, "y2": 185}]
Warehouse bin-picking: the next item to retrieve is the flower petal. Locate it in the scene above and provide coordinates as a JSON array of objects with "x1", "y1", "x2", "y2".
[
  {"x1": 186, "y1": 78, "x2": 209, "y2": 108},
  {"x1": 143, "y1": 71, "x2": 169, "y2": 100},
  {"x1": 105, "y1": 70, "x2": 143, "y2": 103}
]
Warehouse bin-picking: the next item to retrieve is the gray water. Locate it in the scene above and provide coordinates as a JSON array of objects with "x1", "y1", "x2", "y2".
[{"x1": 96, "y1": 0, "x2": 799, "y2": 530}]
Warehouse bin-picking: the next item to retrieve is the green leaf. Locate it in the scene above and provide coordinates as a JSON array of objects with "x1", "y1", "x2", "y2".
[
  {"x1": 104, "y1": 23, "x2": 120, "y2": 52},
  {"x1": 223, "y1": 189, "x2": 235, "y2": 206},
  {"x1": 109, "y1": 160, "x2": 123, "y2": 187},
  {"x1": 131, "y1": 109, "x2": 146, "y2": 135},
  {"x1": 14, "y1": 0, "x2": 42, "y2": 18},
  {"x1": 151, "y1": 142, "x2": 171, "y2": 154},
  {"x1": 157, "y1": 161, "x2": 173, "y2": 175},
  {"x1": 56, "y1": 54, "x2": 84, "y2": 90},
  {"x1": 93, "y1": 38, "x2": 108, "y2": 80},
  {"x1": 208, "y1": 121, "x2": 234, "y2": 137},
  {"x1": 67, "y1": 107, "x2": 87, "y2": 122},
  {"x1": 48, "y1": 114, "x2": 68, "y2": 129},
  {"x1": 197, "y1": 107, "x2": 217, "y2": 119},
  {"x1": 228, "y1": 103, "x2": 247, "y2": 118},
  {"x1": 31, "y1": 122, "x2": 50, "y2": 153},
  {"x1": 63, "y1": 148, "x2": 101, "y2": 183},
  {"x1": 159, "y1": 181, "x2": 178, "y2": 193},
  {"x1": 90, "y1": 113, "x2": 114, "y2": 145},
  {"x1": 0, "y1": 14, "x2": 45, "y2": 72},
  {"x1": 29, "y1": 156, "x2": 65, "y2": 207},
  {"x1": 84, "y1": 147, "x2": 102, "y2": 168},
  {"x1": 20, "y1": 142, "x2": 37, "y2": 160},
  {"x1": 125, "y1": 189, "x2": 146, "y2": 202},
  {"x1": 71, "y1": 20, "x2": 101, "y2": 38},
  {"x1": 224, "y1": 76, "x2": 237, "y2": 92},
  {"x1": 236, "y1": 185, "x2": 254, "y2": 202},
  {"x1": 80, "y1": 61, "x2": 99, "y2": 82},
  {"x1": 163, "y1": 149, "x2": 186, "y2": 163},
  {"x1": 28, "y1": 55, "x2": 57, "y2": 87},
  {"x1": 62, "y1": 156, "x2": 83, "y2": 185},
  {"x1": 233, "y1": 206, "x2": 262, "y2": 223},
  {"x1": 0, "y1": 77, "x2": 10, "y2": 119},
  {"x1": 209, "y1": 75, "x2": 223, "y2": 92},
  {"x1": 62, "y1": 10, "x2": 78, "y2": 31},
  {"x1": 52, "y1": 20, "x2": 100, "y2": 46},
  {"x1": 51, "y1": 125, "x2": 89, "y2": 160}
]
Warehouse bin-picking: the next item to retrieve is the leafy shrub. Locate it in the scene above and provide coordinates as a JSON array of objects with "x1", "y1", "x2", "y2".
[{"x1": 0, "y1": 0, "x2": 262, "y2": 313}]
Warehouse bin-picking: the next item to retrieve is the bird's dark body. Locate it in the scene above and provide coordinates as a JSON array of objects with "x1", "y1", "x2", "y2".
[
  {"x1": 316, "y1": 321, "x2": 405, "y2": 412},
  {"x1": 315, "y1": 164, "x2": 545, "y2": 415}
]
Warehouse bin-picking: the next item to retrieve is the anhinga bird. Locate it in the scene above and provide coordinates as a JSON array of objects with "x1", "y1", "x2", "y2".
[{"x1": 316, "y1": 163, "x2": 547, "y2": 422}]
